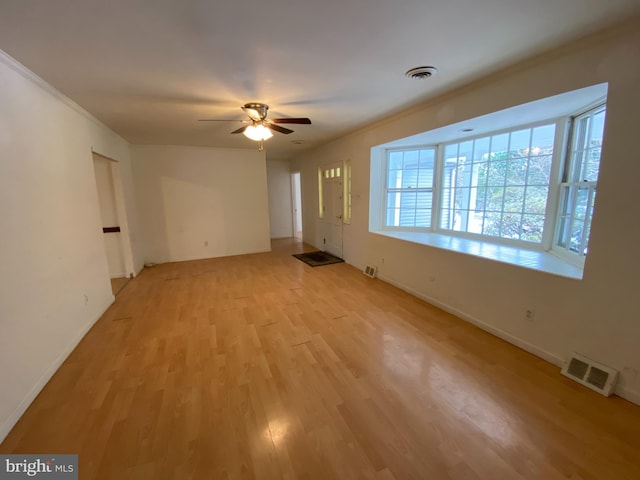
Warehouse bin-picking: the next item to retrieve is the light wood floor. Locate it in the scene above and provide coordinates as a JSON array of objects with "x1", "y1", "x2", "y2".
[
  {"x1": 2, "y1": 238, "x2": 640, "y2": 479},
  {"x1": 110, "y1": 276, "x2": 130, "y2": 296}
]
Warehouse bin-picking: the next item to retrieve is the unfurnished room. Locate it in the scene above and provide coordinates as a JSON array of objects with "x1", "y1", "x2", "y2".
[{"x1": 1, "y1": 1, "x2": 640, "y2": 479}]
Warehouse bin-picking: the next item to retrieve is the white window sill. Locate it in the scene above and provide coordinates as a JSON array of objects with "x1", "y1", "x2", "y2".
[{"x1": 372, "y1": 230, "x2": 583, "y2": 279}]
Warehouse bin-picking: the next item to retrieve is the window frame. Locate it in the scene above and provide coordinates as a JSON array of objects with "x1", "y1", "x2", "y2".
[
  {"x1": 381, "y1": 117, "x2": 569, "y2": 251},
  {"x1": 383, "y1": 146, "x2": 437, "y2": 231},
  {"x1": 552, "y1": 102, "x2": 606, "y2": 265}
]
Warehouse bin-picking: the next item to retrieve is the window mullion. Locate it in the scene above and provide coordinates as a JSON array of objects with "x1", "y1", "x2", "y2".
[
  {"x1": 432, "y1": 144, "x2": 444, "y2": 232},
  {"x1": 498, "y1": 132, "x2": 512, "y2": 238},
  {"x1": 481, "y1": 136, "x2": 492, "y2": 235},
  {"x1": 544, "y1": 118, "x2": 568, "y2": 250}
]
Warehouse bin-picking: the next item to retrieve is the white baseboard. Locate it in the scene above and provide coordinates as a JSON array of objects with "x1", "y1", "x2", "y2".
[
  {"x1": 0, "y1": 295, "x2": 115, "y2": 443},
  {"x1": 375, "y1": 271, "x2": 564, "y2": 367},
  {"x1": 613, "y1": 384, "x2": 640, "y2": 405},
  {"x1": 367, "y1": 267, "x2": 640, "y2": 405}
]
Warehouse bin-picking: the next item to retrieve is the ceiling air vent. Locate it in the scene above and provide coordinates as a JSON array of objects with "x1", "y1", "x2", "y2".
[
  {"x1": 561, "y1": 353, "x2": 618, "y2": 396},
  {"x1": 405, "y1": 66, "x2": 438, "y2": 80}
]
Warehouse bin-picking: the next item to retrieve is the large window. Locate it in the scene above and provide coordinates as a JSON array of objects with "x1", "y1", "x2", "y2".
[
  {"x1": 378, "y1": 102, "x2": 606, "y2": 262},
  {"x1": 385, "y1": 148, "x2": 435, "y2": 228},
  {"x1": 555, "y1": 105, "x2": 605, "y2": 256},
  {"x1": 440, "y1": 124, "x2": 556, "y2": 243}
]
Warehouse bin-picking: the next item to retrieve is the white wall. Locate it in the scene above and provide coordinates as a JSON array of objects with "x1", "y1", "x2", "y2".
[
  {"x1": 0, "y1": 51, "x2": 141, "y2": 441},
  {"x1": 266, "y1": 159, "x2": 294, "y2": 238},
  {"x1": 292, "y1": 19, "x2": 640, "y2": 403},
  {"x1": 131, "y1": 145, "x2": 271, "y2": 263}
]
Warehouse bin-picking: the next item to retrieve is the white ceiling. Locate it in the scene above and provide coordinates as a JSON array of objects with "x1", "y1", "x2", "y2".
[{"x1": 1, "y1": 0, "x2": 639, "y2": 159}]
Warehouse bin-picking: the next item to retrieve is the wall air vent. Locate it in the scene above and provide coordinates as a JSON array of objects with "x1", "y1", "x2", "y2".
[
  {"x1": 363, "y1": 265, "x2": 377, "y2": 278},
  {"x1": 561, "y1": 353, "x2": 618, "y2": 396}
]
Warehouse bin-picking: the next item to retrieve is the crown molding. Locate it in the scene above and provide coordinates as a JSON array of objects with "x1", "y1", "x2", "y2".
[{"x1": 0, "y1": 49, "x2": 124, "y2": 141}]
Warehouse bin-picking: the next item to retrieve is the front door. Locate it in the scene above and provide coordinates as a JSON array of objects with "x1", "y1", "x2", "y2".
[{"x1": 322, "y1": 162, "x2": 343, "y2": 258}]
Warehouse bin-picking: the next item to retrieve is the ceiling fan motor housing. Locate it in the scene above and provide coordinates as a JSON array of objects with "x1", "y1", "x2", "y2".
[{"x1": 243, "y1": 102, "x2": 269, "y2": 120}]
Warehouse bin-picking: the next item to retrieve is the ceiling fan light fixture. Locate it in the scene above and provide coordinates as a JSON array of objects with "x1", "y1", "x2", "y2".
[{"x1": 243, "y1": 123, "x2": 273, "y2": 141}]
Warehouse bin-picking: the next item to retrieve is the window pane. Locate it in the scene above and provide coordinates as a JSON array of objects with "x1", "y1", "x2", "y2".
[
  {"x1": 574, "y1": 186, "x2": 590, "y2": 219},
  {"x1": 386, "y1": 208, "x2": 399, "y2": 226},
  {"x1": 401, "y1": 169, "x2": 418, "y2": 188},
  {"x1": 416, "y1": 191, "x2": 433, "y2": 210},
  {"x1": 458, "y1": 141, "x2": 473, "y2": 162},
  {"x1": 417, "y1": 169, "x2": 433, "y2": 188},
  {"x1": 510, "y1": 129, "x2": 531, "y2": 156},
  {"x1": 531, "y1": 124, "x2": 556, "y2": 152},
  {"x1": 445, "y1": 144, "x2": 459, "y2": 161},
  {"x1": 387, "y1": 170, "x2": 402, "y2": 188},
  {"x1": 504, "y1": 187, "x2": 525, "y2": 213},
  {"x1": 569, "y1": 218, "x2": 585, "y2": 253},
  {"x1": 527, "y1": 155, "x2": 552, "y2": 185},
  {"x1": 454, "y1": 187, "x2": 470, "y2": 209},
  {"x1": 400, "y1": 191, "x2": 417, "y2": 210},
  {"x1": 473, "y1": 137, "x2": 490, "y2": 162},
  {"x1": 419, "y1": 149, "x2": 435, "y2": 168},
  {"x1": 404, "y1": 150, "x2": 419, "y2": 169},
  {"x1": 482, "y1": 211, "x2": 502, "y2": 237},
  {"x1": 467, "y1": 210, "x2": 483, "y2": 233},
  {"x1": 591, "y1": 109, "x2": 606, "y2": 146},
  {"x1": 487, "y1": 161, "x2": 506, "y2": 186},
  {"x1": 475, "y1": 185, "x2": 487, "y2": 210},
  {"x1": 386, "y1": 192, "x2": 400, "y2": 210},
  {"x1": 521, "y1": 214, "x2": 545, "y2": 242},
  {"x1": 389, "y1": 151, "x2": 403, "y2": 170},
  {"x1": 506, "y1": 158, "x2": 527, "y2": 185},
  {"x1": 415, "y1": 209, "x2": 431, "y2": 227},
  {"x1": 501, "y1": 212, "x2": 523, "y2": 239},
  {"x1": 583, "y1": 147, "x2": 601, "y2": 182},
  {"x1": 486, "y1": 191, "x2": 503, "y2": 212},
  {"x1": 524, "y1": 186, "x2": 548, "y2": 214},
  {"x1": 523, "y1": 187, "x2": 547, "y2": 215},
  {"x1": 399, "y1": 208, "x2": 415, "y2": 226},
  {"x1": 490, "y1": 133, "x2": 509, "y2": 158}
]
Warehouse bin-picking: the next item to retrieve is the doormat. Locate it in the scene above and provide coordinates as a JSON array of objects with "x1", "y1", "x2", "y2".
[{"x1": 293, "y1": 251, "x2": 344, "y2": 267}]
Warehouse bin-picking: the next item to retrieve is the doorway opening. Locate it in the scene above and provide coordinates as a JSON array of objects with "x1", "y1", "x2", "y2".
[{"x1": 92, "y1": 152, "x2": 135, "y2": 295}]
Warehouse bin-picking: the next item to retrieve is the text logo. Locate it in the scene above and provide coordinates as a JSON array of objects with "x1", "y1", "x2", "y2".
[{"x1": 0, "y1": 455, "x2": 77, "y2": 480}]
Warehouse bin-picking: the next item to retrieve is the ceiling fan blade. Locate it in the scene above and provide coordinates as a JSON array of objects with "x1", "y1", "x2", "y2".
[
  {"x1": 267, "y1": 124, "x2": 294, "y2": 135},
  {"x1": 271, "y1": 117, "x2": 312, "y2": 124},
  {"x1": 198, "y1": 119, "x2": 243, "y2": 122},
  {"x1": 231, "y1": 126, "x2": 248, "y2": 134}
]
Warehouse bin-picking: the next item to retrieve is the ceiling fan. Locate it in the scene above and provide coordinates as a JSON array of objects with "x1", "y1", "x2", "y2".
[{"x1": 199, "y1": 102, "x2": 311, "y2": 150}]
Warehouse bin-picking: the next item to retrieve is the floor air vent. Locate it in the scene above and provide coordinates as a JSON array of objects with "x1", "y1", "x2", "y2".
[
  {"x1": 561, "y1": 353, "x2": 618, "y2": 396},
  {"x1": 363, "y1": 265, "x2": 377, "y2": 278}
]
